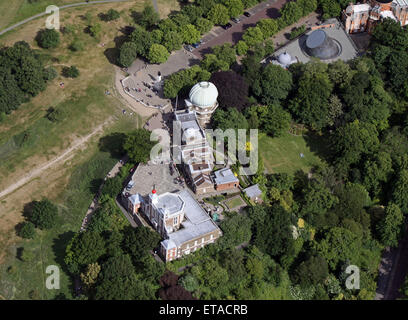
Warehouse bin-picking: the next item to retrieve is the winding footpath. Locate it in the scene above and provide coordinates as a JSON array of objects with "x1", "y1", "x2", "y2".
[{"x1": 0, "y1": 0, "x2": 132, "y2": 36}]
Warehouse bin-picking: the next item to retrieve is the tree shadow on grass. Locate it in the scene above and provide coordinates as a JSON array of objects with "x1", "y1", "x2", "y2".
[
  {"x1": 90, "y1": 178, "x2": 104, "y2": 194},
  {"x1": 98, "y1": 132, "x2": 127, "y2": 159},
  {"x1": 22, "y1": 201, "x2": 36, "y2": 221},
  {"x1": 303, "y1": 130, "x2": 334, "y2": 164},
  {"x1": 104, "y1": 33, "x2": 129, "y2": 66},
  {"x1": 52, "y1": 231, "x2": 77, "y2": 296}
]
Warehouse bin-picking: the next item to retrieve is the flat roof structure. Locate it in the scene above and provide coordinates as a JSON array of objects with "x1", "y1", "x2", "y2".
[
  {"x1": 168, "y1": 189, "x2": 219, "y2": 246},
  {"x1": 156, "y1": 193, "x2": 185, "y2": 216},
  {"x1": 129, "y1": 163, "x2": 182, "y2": 196},
  {"x1": 243, "y1": 184, "x2": 262, "y2": 199},
  {"x1": 271, "y1": 19, "x2": 357, "y2": 64},
  {"x1": 214, "y1": 168, "x2": 239, "y2": 185}
]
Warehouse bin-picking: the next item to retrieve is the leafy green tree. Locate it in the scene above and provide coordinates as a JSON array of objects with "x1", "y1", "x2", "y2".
[
  {"x1": 162, "y1": 30, "x2": 183, "y2": 52},
  {"x1": 140, "y1": 5, "x2": 160, "y2": 28},
  {"x1": 123, "y1": 129, "x2": 155, "y2": 163},
  {"x1": 219, "y1": 214, "x2": 252, "y2": 249},
  {"x1": 235, "y1": 40, "x2": 248, "y2": 55},
  {"x1": 181, "y1": 24, "x2": 201, "y2": 44},
  {"x1": 377, "y1": 203, "x2": 404, "y2": 247},
  {"x1": 64, "y1": 231, "x2": 106, "y2": 273},
  {"x1": 36, "y1": 29, "x2": 60, "y2": 49},
  {"x1": 223, "y1": 0, "x2": 244, "y2": 18},
  {"x1": 243, "y1": 26, "x2": 264, "y2": 47},
  {"x1": 129, "y1": 25, "x2": 153, "y2": 57},
  {"x1": 333, "y1": 120, "x2": 379, "y2": 170},
  {"x1": 179, "y1": 273, "x2": 199, "y2": 292},
  {"x1": 148, "y1": 44, "x2": 169, "y2": 64},
  {"x1": 211, "y1": 107, "x2": 249, "y2": 131},
  {"x1": 391, "y1": 169, "x2": 408, "y2": 214},
  {"x1": 320, "y1": 0, "x2": 341, "y2": 20},
  {"x1": 163, "y1": 65, "x2": 210, "y2": 98},
  {"x1": 17, "y1": 222, "x2": 36, "y2": 239},
  {"x1": 298, "y1": 0, "x2": 318, "y2": 15},
  {"x1": 95, "y1": 254, "x2": 155, "y2": 300},
  {"x1": 181, "y1": 5, "x2": 204, "y2": 24},
  {"x1": 158, "y1": 18, "x2": 178, "y2": 33},
  {"x1": 200, "y1": 54, "x2": 229, "y2": 72},
  {"x1": 30, "y1": 199, "x2": 58, "y2": 229},
  {"x1": 151, "y1": 29, "x2": 163, "y2": 44},
  {"x1": 257, "y1": 19, "x2": 278, "y2": 38},
  {"x1": 122, "y1": 226, "x2": 161, "y2": 263},
  {"x1": 262, "y1": 104, "x2": 292, "y2": 137},
  {"x1": 195, "y1": 17, "x2": 213, "y2": 34},
  {"x1": 249, "y1": 205, "x2": 294, "y2": 258},
  {"x1": 301, "y1": 179, "x2": 338, "y2": 218},
  {"x1": 362, "y1": 152, "x2": 393, "y2": 197},
  {"x1": 252, "y1": 64, "x2": 293, "y2": 105},
  {"x1": 213, "y1": 43, "x2": 237, "y2": 67},
  {"x1": 191, "y1": 258, "x2": 229, "y2": 299},
  {"x1": 289, "y1": 69, "x2": 333, "y2": 130},
  {"x1": 170, "y1": 13, "x2": 191, "y2": 28},
  {"x1": 88, "y1": 198, "x2": 128, "y2": 233},
  {"x1": 372, "y1": 18, "x2": 408, "y2": 51},
  {"x1": 316, "y1": 227, "x2": 361, "y2": 270},
  {"x1": 292, "y1": 255, "x2": 329, "y2": 287},
  {"x1": 280, "y1": 1, "x2": 303, "y2": 26},
  {"x1": 208, "y1": 4, "x2": 230, "y2": 25},
  {"x1": 118, "y1": 41, "x2": 138, "y2": 67}
]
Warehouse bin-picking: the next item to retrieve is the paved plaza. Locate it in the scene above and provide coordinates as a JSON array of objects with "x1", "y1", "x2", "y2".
[{"x1": 121, "y1": 50, "x2": 199, "y2": 110}]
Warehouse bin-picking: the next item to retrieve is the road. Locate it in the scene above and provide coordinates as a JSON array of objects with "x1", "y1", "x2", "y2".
[
  {"x1": 0, "y1": 0, "x2": 132, "y2": 36},
  {"x1": 192, "y1": 0, "x2": 287, "y2": 59},
  {"x1": 0, "y1": 118, "x2": 113, "y2": 200},
  {"x1": 375, "y1": 223, "x2": 408, "y2": 300}
]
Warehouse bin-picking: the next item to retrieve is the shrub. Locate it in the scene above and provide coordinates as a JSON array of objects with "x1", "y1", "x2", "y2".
[
  {"x1": 36, "y1": 29, "x2": 60, "y2": 49},
  {"x1": 105, "y1": 9, "x2": 120, "y2": 21},
  {"x1": 21, "y1": 248, "x2": 35, "y2": 262},
  {"x1": 148, "y1": 44, "x2": 170, "y2": 64},
  {"x1": 30, "y1": 199, "x2": 58, "y2": 230},
  {"x1": 69, "y1": 39, "x2": 84, "y2": 52},
  {"x1": 44, "y1": 66, "x2": 58, "y2": 81},
  {"x1": 62, "y1": 66, "x2": 80, "y2": 78},
  {"x1": 17, "y1": 222, "x2": 36, "y2": 239}
]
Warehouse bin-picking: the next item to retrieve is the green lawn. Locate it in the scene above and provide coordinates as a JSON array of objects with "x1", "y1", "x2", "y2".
[
  {"x1": 224, "y1": 196, "x2": 245, "y2": 210},
  {"x1": 258, "y1": 132, "x2": 328, "y2": 175}
]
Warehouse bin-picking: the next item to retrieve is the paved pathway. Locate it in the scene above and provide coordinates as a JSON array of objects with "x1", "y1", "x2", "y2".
[
  {"x1": 0, "y1": 0, "x2": 132, "y2": 36},
  {"x1": 375, "y1": 223, "x2": 408, "y2": 300}
]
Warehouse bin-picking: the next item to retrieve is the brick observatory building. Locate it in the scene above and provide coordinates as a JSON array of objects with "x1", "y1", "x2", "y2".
[{"x1": 343, "y1": 0, "x2": 408, "y2": 33}]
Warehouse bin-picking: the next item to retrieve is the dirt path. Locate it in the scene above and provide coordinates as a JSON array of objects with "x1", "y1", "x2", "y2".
[{"x1": 0, "y1": 118, "x2": 113, "y2": 200}]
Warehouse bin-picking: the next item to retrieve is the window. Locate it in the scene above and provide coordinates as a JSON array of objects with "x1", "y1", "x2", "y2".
[{"x1": 173, "y1": 216, "x2": 178, "y2": 226}]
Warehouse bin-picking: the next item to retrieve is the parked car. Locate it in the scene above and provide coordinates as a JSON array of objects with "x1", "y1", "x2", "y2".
[
  {"x1": 185, "y1": 45, "x2": 194, "y2": 52},
  {"x1": 192, "y1": 42, "x2": 200, "y2": 48},
  {"x1": 232, "y1": 17, "x2": 241, "y2": 23},
  {"x1": 243, "y1": 11, "x2": 251, "y2": 17},
  {"x1": 126, "y1": 180, "x2": 135, "y2": 190},
  {"x1": 222, "y1": 23, "x2": 233, "y2": 30}
]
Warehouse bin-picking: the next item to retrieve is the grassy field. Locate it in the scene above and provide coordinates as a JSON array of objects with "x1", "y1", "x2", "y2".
[
  {"x1": 258, "y1": 132, "x2": 328, "y2": 175},
  {"x1": 0, "y1": 0, "x2": 181, "y2": 31}
]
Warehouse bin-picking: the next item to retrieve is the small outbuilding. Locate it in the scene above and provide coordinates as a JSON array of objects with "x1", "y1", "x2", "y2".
[{"x1": 243, "y1": 184, "x2": 263, "y2": 203}]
